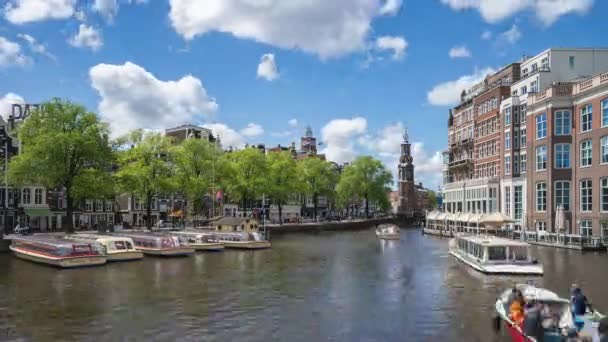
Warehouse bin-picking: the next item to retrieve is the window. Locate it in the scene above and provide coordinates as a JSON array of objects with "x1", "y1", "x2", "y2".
[
  {"x1": 531, "y1": 63, "x2": 538, "y2": 72},
  {"x1": 514, "y1": 186, "x2": 523, "y2": 220},
  {"x1": 505, "y1": 155, "x2": 511, "y2": 175},
  {"x1": 600, "y1": 99, "x2": 608, "y2": 127},
  {"x1": 505, "y1": 186, "x2": 511, "y2": 216},
  {"x1": 512, "y1": 90, "x2": 518, "y2": 96},
  {"x1": 536, "y1": 221, "x2": 547, "y2": 232},
  {"x1": 22, "y1": 188, "x2": 31, "y2": 204},
  {"x1": 541, "y1": 57, "x2": 548, "y2": 70},
  {"x1": 569, "y1": 56, "x2": 575, "y2": 70},
  {"x1": 105, "y1": 201, "x2": 113, "y2": 212},
  {"x1": 521, "y1": 154, "x2": 527, "y2": 173},
  {"x1": 520, "y1": 128, "x2": 526, "y2": 147},
  {"x1": 602, "y1": 178, "x2": 608, "y2": 212},
  {"x1": 581, "y1": 140, "x2": 592, "y2": 167},
  {"x1": 521, "y1": 86, "x2": 527, "y2": 95},
  {"x1": 514, "y1": 131, "x2": 519, "y2": 149},
  {"x1": 505, "y1": 107, "x2": 511, "y2": 126},
  {"x1": 505, "y1": 132, "x2": 511, "y2": 150},
  {"x1": 555, "y1": 110, "x2": 571, "y2": 135},
  {"x1": 581, "y1": 220, "x2": 592, "y2": 237},
  {"x1": 520, "y1": 104, "x2": 527, "y2": 122},
  {"x1": 581, "y1": 105, "x2": 592, "y2": 132},
  {"x1": 85, "y1": 199, "x2": 93, "y2": 211},
  {"x1": 514, "y1": 154, "x2": 519, "y2": 174},
  {"x1": 555, "y1": 181, "x2": 570, "y2": 211},
  {"x1": 487, "y1": 246, "x2": 507, "y2": 261},
  {"x1": 536, "y1": 113, "x2": 547, "y2": 139},
  {"x1": 134, "y1": 197, "x2": 141, "y2": 210},
  {"x1": 536, "y1": 145, "x2": 547, "y2": 171},
  {"x1": 34, "y1": 188, "x2": 42, "y2": 205},
  {"x1": 554, "y1": 143, "x2": 571, "y2": 169},
  {"x1": 522, "y1": 68, "x2": 528, "y2": 77},
  {"x1": 96, "y1": 200, "x2": 103, "y2": 211},
  {"x1": 536, "y1": 182, "x2": 547, "y2": 212},
  {"x1": 531, "y1": 80, "x2": 538, "y2": 93},
  {"x1": 580, "y1": 179, "x2": 592, "y2": 212},
  {"x1": 602, "y1": 136, "x2": 608, "y2": 164}
]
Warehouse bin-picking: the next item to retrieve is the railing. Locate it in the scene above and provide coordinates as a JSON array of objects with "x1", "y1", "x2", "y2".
[
  {"x1": 521, "y1": 231, "x2": 606, "y2": 249},
  {"x1": 601, "y1": 72, "x2": 608, "y2": 83},
  {"x1": 443, "y1": 176, "x2": 500, "y2": 190},
  {"x1": 579, "y1": 79, "x2": 594, "y2": 91}
]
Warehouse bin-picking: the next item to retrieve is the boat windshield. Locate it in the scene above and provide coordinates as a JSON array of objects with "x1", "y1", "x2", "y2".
[{"x1": 487, "y1": 246, "x2": 507, "y2": 261}]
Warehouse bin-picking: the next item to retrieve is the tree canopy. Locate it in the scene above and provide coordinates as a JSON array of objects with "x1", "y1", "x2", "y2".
[
  {"x1": 220, "y1": 147, "x2": 267, "y2": 213},
  {"x1": 266, "y1": 151, "x2": 300, "y2": 224},
  {"x1": 9, "y1": 99, "x2": 112, "y2": 232},
  {"x1": 297, "y1": 157, "x2": 338, "y2": 221}
]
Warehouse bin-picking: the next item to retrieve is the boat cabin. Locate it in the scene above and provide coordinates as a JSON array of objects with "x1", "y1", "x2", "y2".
[
  {"x1": 11, "y1": 236, "x2": 105, "y2": 257},
  {"x1": 66, "y1": 234, "x2": 137, "y2": 253},
  {"x1": 453, "y1": 235, "x2": 531, "y2": 263},
  {"x1": 211, "y1": 217, "x2": 260, "y2": 233},
  {"x1": 116, "y1": 233, "x2": 189, "y2": 249}
]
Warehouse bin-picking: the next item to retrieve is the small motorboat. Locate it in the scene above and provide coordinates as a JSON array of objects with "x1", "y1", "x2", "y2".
[
  {"x1": 215, "y1": 232, "x2": 271, "y2": 249},
  {"x1": 170, "y1": 231, "x2": 224, "y2": 251},
  {"x1": 375, "y1": 224, "x2": 400, "y2": 240},
  {"x1": 495, "y1": 283, "x2": 605, "y2": 342}
]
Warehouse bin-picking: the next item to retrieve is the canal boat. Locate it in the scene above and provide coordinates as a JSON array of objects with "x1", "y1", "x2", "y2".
[
  {"x1": 65, "y1": 234, "x2": 143, "y2": 261},
  {"x1": 495, "y1": 283, "x2": 605, "y2": 342},
  {"x1": 448, "y1": 235, "x2": 543, "y2": 275},
  {"x1": 375, "y1": 224, "x2": 400, "y2": 240},
  {"x1": 170, "y1": 231, "x2": 224, "y2": 251},
  {"x1": 215, "y1": 231, "x2": 271, "y2": 249},
  {"x1": 115, "y1": 233, "x2": 195, "y2": 256},
  {"x1": 9, "y1": 235, "x2": 107, "y2": 268}
]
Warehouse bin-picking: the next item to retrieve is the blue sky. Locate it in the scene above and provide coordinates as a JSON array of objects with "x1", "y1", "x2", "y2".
[{"x1": 1, "y1": 0, "x2": 607, "y2": 189}]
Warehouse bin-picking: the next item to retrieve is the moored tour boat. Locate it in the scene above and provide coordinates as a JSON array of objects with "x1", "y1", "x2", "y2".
[
  {"x1": 375, "y1": 224, "x2": 400, "y2": 240},
  {"x1": 115, "y1": 232, "x2": 194, "y2": 256},
  {"x1": 9, "y1": 235, "x2": 107, "y2": 268},
  {"x1": 65, "y1": 234, "x2": 143, "y2": 261},
  {"x1": 171, "y1": 231, "x2": 224, "y2": 251},
  {"x1": 495, "y1": 283, "x2": 605, "y2": 342},
  {"x1": 215, "y1": 231, "x2": 271, "y2": 249},
  {"x1": 449, "y1": 235, "x2": 543, "y2": 275}
]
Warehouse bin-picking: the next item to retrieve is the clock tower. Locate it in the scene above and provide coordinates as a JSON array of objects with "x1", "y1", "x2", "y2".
[{"x1": 398, "y1": 128, "x2": 418, "y2": 216}]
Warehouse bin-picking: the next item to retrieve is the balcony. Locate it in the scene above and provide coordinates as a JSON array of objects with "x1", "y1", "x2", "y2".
[
  {"x1": 528, "y1": 83, "x2": 573, "y2": 106},
  {"x1": 443, "y1": 176, "x2": 500, "y2": 190},
  {"x1": 572, "y1": 71, "x2": 608, "y2": 96},
  {"x1": 448, "y1": 157, "x2": 472, "y2": 169},
  {"x1": 449, "y1": 137, "x2": 474, "y2": 149}
]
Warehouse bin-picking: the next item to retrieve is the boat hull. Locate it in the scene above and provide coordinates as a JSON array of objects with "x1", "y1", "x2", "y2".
[
  {"x1": 137, "y1": 247, "x2": 195, "y2": 256},
  {"x1": 10, "y1": 246, "x2": 107, "y2": 268},
  {"x1": 107, "y1": 250, "x2": 144, "y2": 261},
  {"x1": 221, "y1": 241, "x2": 271, "y2": 249},
  {"x1": 190, "y1": 242, "x2": 225, "y2": 252},
  {"x1": 377, "y1": 233, "x2": 400, "y2": 240},
  {"x1": 449, "y1": 250, "x2": 543, "y2": 275}
]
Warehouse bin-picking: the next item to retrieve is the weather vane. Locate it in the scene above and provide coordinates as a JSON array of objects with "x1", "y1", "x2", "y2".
[{"x1": 403, "y1": 127, "x2": 409, "y2": 143}]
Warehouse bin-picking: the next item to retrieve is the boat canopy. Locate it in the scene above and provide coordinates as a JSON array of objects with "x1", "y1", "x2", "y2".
[
  {"x1": 11, "y1": 235, "x2": 104, "y2": 257},
  {"x1": 426, "y1": 211, "x2": 439, "y2": 220},
  {"x1": 467, "y1": 213, "x2": 483, "y2": 224},
  {"x1": 115, "y1": 233, "x2": 189, "y2": 248},
  {"x1": 436, "y1": 213, "x2": 447, "y2": 220}
]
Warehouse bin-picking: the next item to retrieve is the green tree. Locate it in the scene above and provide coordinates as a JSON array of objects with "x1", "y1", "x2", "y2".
[
  {"x1": 339, "y1": 156, "x2": 392, "y2": 218},
  {"x1": 335, "y1": 165, "x2": 362, "y2": 217},
  {"x1": 266, "y1": 151, "x2": 299, "y2": 224},
  {"x1": 172, "y1": 138, "x2": 219, "y2": 220},
  {"x1": 221, "y1": 147, "x2": 267, "y2": 215},
  {"x1": 115, "y1": 130, "x2": 174, "y2": 230},
  {"x1": 9, "y1": 99, "x2": 112, "y2": 233},
  {"x1": 298, "y1": 157, "x2": 337, "y2": 222},
  {"x1": 427, "y1": 190, "x2": 438, "y2": 210}
]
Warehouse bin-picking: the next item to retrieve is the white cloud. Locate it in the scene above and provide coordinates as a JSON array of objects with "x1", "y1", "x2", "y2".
[
  {"x1": 288, "y1": 118, "x2": 298, "y2": 127},
  {"x1": 379, "y1": 0, "x2": 402, "y2": 15},
  {"x1": 0, "y1": 93, "x2": 25, "y2": 121},
  {"x1": 74, "y1": 9, "x2": 86, "y2": 21},
  {"x1": 375, "y1": 35, "x2": 407, "y2": 60},
  {"x1": 0, "y1": 36, "x2": 31, "y2": 67},
  {"x1": 320, "y1": 117, "x2": 367, "y2": 163},
  {"x1": 69, "y1": 24, "x2": 103, "y2": 51},
  {"x1": 427, "y1": 67, "x2": 495, "y2": 106},
  {"x1": 535, "y1": 0, "x2": 593, "y2": 26},
  {"x1": 202, "y1": 122, "x2": 244, "y2": 149},
  {"x1": 168, "y1": 0, "x2": 400, "y2": 59},
  {"x1": 411, "y1": 142, "x2": 443, "y2": 189},
  {"x1": 440, "y1": 0, "x2": 593, "y2": 26},
  {"x1": 89, "y1": 61, "x2": 218, "y2": 137},
  {"x1": 256, "y1": 53, "x2": 279, "y2": 81},
  {"x1": 449, "y1": 45, "x2": 472, "y2": 58},
  {"x1": 481, "y1": 30, "x2": 492, "y2": 40},
  {"x1": 93, "y1": 0, "x2": 118, "y2": 22},
  {"x1": 240, "y1": 123, "x2": 264, "y2": 137},
  {"x1": 499, "y1": 24, "x2": 522, "y2": 44},
  {"x1": 17, "y1": 33, "x2": 56, "y2": 61},
  {"x1": 4, "y1": 0, "x2": 76, "y2": 24}
]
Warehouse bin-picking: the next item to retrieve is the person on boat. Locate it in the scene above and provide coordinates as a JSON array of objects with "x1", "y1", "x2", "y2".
[
  {"x1": 509, "y1": 291, "x2": 525, "y2": 324},
  {"x1": 571, "y1": 287, "x2": 588, "y2": 316},
  {"x1": 523, "y1": 301, "x2": 543, "y2": 340}
]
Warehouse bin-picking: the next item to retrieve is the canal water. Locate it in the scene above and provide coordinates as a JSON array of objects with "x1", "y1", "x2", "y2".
[{"x1": 0, "y1": 228, "x2": 607, "y2": 341}]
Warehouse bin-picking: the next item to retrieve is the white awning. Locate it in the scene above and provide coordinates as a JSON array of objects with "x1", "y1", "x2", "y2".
[
  {"x1": 436, "y1": 213, "x2": 447, "y2": 221},
  {"x1": 426, "y1": 211, "x2": 439, "y2": 220}
]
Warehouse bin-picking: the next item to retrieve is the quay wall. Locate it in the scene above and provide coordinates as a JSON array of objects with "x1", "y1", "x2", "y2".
[{"x1": 268, "y1": 217, "x2": 416, "y2": 235}]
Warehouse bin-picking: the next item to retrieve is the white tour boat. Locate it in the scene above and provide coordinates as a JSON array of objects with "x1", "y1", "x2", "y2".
[
  {"x1": 448, "y1": 235, "x2": 543, "y2": 275},
  {"x1": 65, "y1": 234, "x2": 143, "y2": 261},
  {"x1": 171, "y1": 231, "x2": 224, "y2": 251},
  {"x1": 375, "y1": 224, "x2": 400, "y2": 240},
  {"x1": 10, "y1": 235, "x2": 107, "y2": 268},
  {"x1": 215, "y1": 231, "x2": 271, "y2": 249}
]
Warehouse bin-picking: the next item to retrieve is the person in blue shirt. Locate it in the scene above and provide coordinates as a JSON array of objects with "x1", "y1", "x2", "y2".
[{"x1": 571, "y1": 287, "x2": 588, "y2": 316}]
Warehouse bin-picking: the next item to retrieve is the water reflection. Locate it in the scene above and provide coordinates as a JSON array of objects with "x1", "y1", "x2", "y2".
[{"x1": 0, "y1": 230, "x2": 607, "y2": 341}]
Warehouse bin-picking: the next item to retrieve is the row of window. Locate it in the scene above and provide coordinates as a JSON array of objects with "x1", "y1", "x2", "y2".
[
  {"x1": 476, "y1": 97, "x2": 499, "y2": 116},
  {"x1": 504, "y1": 105, "x2": 527, "y2": 126},
  {"x1": 476, "y1": 117, "x2": 499, "y2": 138},
  {"x1": 504, "y1": 153, "x2": 527, "y2": 175},
  {"x1": 476, "y1": 139, "x2": 498, "y2": 158},
  {"x1": 534, "y1": 220, "x2": 605, "y2": 237},
  {"x1": 85, "y1": 200, "x2": 113, "y2": 212},
  {"x1": 504, "y1": 186, "x2": 524, "y2": 220},
  {"x1": 475, "y1": 161, "x2": 498, "y2": 179},
  {"x1": 454, "y1": 107, "x2": 474, "y2": 127},
  {"x1": 522, "y1": 58, "x2": 549, "y2": 79},
  {"x1": 21, "y1": 188, "x2": 44, "y2": 205},
  {"x1": 535, "y1": 179, "x2": 608, "y2": 213},
  {"x1": 534, "y1": 137, "x2": 608, "y2": 171},
  {"x1": 535, "y1": 100, "x2": 608, "y2": 139}
]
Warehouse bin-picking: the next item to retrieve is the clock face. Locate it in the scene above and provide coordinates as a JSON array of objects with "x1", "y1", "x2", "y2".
[{"x1": 406, "y1": 169, "x2": 413, "y2": 180}]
